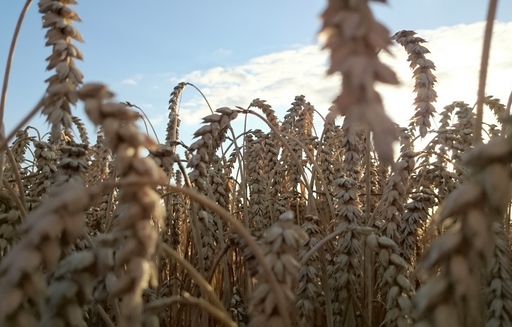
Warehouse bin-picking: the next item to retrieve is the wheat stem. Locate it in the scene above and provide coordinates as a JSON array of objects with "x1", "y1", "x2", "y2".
[
  {"x1": 475, "y1": 0, "x2": 498, "y2": 143},
  {"x1": 146, "y1": 293, "x2": 237, "y2": 327},
  {"x1": 0, "y1": 0, "x2": 32, "y2": 123},
  {"x1": 159, "y1": 242, "x2": 229, "y2": 314}
]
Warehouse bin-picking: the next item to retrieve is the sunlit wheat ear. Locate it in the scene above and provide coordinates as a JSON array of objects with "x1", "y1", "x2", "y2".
[
  {"x1": 275, "y1": 96, "x2": 311, "y2": 212},
  {"x1": 77, "y1": 83, "x2": 165, "y2": 326},
  {"x1": 399, "y1": 187, "x2": 436, "y2": 267},
  {"x1": 371, "y1": 129, "x2": 416, "y2": 326},
  {"x1": 249, "y1": 211, "x2": 307, "y2": 327},
  {"x1": 171, "y1": 171, "x2": 187, "y2": 243},
  {"x1": 188, "y1": 107, "x2": 239, "y2": 191},
  {"x1": 295, "y1": 96, "x2": 316, "y2": 156},
  {"x1": 451, "y1": 101, "x2": 476, "y2": 163},
  {"x1": 148, "y1": 144, "x2": 179, "y2": 174},
  {"x1": 28, "y1": 140, "x2": 59, "y2": 206},
  {"x1": 4, "y1": 129, "x2": 33, "y2": 180},
  {"x1": 246, "y1": 131, "x2": 270, "y2": 237},
  {"x1": 0, "y1": 182, "x2": 96, "y2": 325},
  {"x1": 188, "y1": 107, "x2": 239, "y2": 273},
  {"x1": 249, "y1": 99, "x2": 280, "y2": 130},
  {"x1": 486, "y1": 123, "x2": 501, "y2": 138},
  {"x1": 317, "y1": 117, "x2": 343, "y2": 197},
  {"x1": 84, "y1": 129, "x2": 112, "y2": 233},
  {"x1": 330, "y1": 176, "x2": 364, "y2": 326},
  {"x1": 393, "y1": 31, "x2": 437, "y2": 138},
  {"x1": 210, "y1": 155, "x2": 230, "y2": 210},
  {"x1": 39, "y1": 0, "x2": 84, "y2": 143},
  {"x1": 87, "y1": 129, "x2": 111, "y2": 183},
  {"x1": 297, "y1": 215, "x2": 325, "y2": 327},
  {"x1": 166, "y1": 82, "x2": 186, "y2": 146},
  {"x1": 360, "y1": 148, "x2": 386, "y2": 223},
  {"x1": 316, "y1": 119, "x2": 343, "y2": 225},
  {"x1": 260, "y1": 131, "x2": 281, "y2": 222},
  {"x1": 340, "y1": 113, "x2": 365, "y2": 177},
  {"x1": 71, "y1": 115, "x2": 89, "y2": 145},
  {"x1": 2, "y1": 130, "x2": 32, "y2": 241},
  {"x1": 366, "y1": 233, "x2": 414, "y2": 327},
  {"x1": 53, "y1": 142, "x2": 88, "y2": 188},
  {"x1": 319, "y1": 0, "x2": 399, "y2": 165},
  {"x1": 483, "y1": 95, "x2": 506, "y2": 124},
  {"x1": 376, "y1": 128, "x2": 415, "y2": 233},
  {"x1": 281, "y1": 96, "x2": 308, "y2": 194},
  {"x1": 414, "y1": 135, "x2": 512, "y2": 326},
  {"x1": 41, "y1": 251, "x2": 99, "y2": 326},
  {"x1": 414, "y1": 123, "x2": 460, "y2": 199}
]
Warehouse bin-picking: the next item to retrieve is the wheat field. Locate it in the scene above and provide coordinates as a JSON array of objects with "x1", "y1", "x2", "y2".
[{"x1": 0, "y1": 0, "x2": 511, "y2": 327}]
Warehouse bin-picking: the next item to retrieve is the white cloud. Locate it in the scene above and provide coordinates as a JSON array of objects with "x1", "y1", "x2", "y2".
[{"x1": 173, "y1": 21, "x2": 512, "y2": 131}]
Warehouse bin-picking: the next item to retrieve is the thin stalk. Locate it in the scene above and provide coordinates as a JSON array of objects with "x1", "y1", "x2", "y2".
[
  {"x1": 95, "y1": 304, "x2": 115, "y2": 327},
  {"x1": 123, "y1": 101, "x2": 160, "y2": 144},
  {"x1": 0, "y1": 0, "x2": 32, "y2": 123},
  {"x1": 206, "y1": 244, "x2": 231, "y2": 284},
  {"x1": 5, "y1": 147, "x2": 28, "y2": 213},
  {"x1": 145, "y1": 293, "x2": 237, "y2": 327},
  {"x1": 0, "y1": 0, "x2": 33, "y2": 188},
  {"x1": 2, "y1": 178, "x2": 27, "y2": 217},
  {"x1": 0, "y1": 97, "x2": 44, "y2": 152},
  {"x1": 364, "y1": 130, "x2": 373, "y2": 327},
  {"x1": 159, "y1": 242, "x2": 228, "y2": 315},
  {"x1": 474, "y1": 0, "x2": 498, "y2": 143}
]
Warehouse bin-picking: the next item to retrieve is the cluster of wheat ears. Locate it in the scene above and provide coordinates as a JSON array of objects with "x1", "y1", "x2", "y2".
[{"x1": 0, "y1": 0, "x2": 511, "y2": 326}]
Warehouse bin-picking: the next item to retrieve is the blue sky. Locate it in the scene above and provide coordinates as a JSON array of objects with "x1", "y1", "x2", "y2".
[{"x1": 1, "y1": 0, "x2": 511, "y2": 145}]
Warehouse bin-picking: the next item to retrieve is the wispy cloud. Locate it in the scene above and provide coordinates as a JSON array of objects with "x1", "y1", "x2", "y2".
[
  {"x1": 171, "y1": 21, "x2": 512, "y2": 129},
  {"x1": 121, "y1": 73, "x2": 144, "y2": 86},
  {"x1": 212, "y1": 47, "x2": 233, "y2": 57},
  {"x1": 122, "y1": 78, "x2": 138, "y2": 85}
]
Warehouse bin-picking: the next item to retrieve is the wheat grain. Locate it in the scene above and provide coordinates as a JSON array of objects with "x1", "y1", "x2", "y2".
[
  {"x1": 297, "y1": 214, "x2": 325, "y2": 327},
  {"x1": 484, "y1": 222, "x2": 512, "y2": 326},
  {"x1": 53, "y1": 142, "x2": 88, "y2": 188},
  {"x1": 249, "y1": 99, "x2": 279, "y2": 130},
  {"x1": 399, "y1": 188, "x2": 436, "y2": 267},
  {"x1": 166, "y1": 82, "x2": 186, "y2": 147},
  {"x1": 39, "y1": 0, "x2": 84, "y2": 143},
  {"x1": 331, "y1": 176, "x2": 364, "y2": 326},
  {"x1": 249, "y1": 211, "x2": 307, "y2": 327},
  {"x1": 27, "y1": 140, "x2": 58, "y2": 206},
  {"x1": 0, "y1": 182, "x2": 96, "y2": 325},
  {"x1": 320, "y1": 0, "x2": 399, "y2": 165},
  {"x1": 71, "y1": 115, "x2": 89, "y2": 145},
  {"x1": 393, "y1": 31, "x2": 437, "y2": 138},
  {"x1": 77, "y1": 83, "x2": 165, "y2": 326}
]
